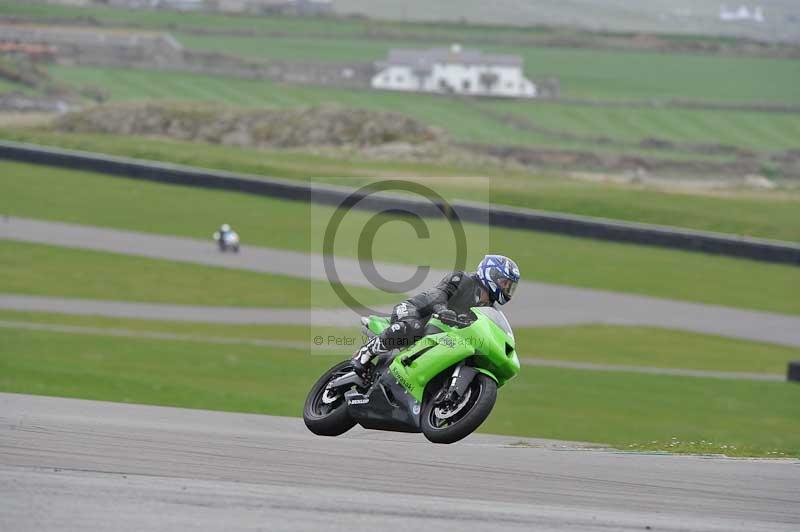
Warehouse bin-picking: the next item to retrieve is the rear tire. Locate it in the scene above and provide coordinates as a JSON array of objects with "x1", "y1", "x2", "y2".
[
  {"x1": 421, "y1": 373, "x2": 497, "y2": 444},
  {"x1": 303, "y1": 360, "x2": 358, "y2": 437}
]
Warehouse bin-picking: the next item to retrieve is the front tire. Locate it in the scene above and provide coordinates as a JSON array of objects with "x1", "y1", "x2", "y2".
[
  {"x1": 421, "y1": 373, "x2": 497, "y2": 444},
  {"x1": 303, "y1": 360, "x2": 358, "y2": 437}
]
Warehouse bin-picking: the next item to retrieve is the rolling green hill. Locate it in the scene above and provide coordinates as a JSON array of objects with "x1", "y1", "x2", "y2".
[{"x1": 44, "y1": 66, "x2": 800, "y2": 156}]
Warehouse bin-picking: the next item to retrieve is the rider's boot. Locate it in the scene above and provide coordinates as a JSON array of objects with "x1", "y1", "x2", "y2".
[{"x1": 352, "y1": 336, "x2": 386, "y2": 379}]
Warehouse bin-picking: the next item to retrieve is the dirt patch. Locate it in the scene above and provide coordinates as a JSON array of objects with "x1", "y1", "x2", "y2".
[
  {"x1": 565, "y1": 171, "x2": 797, "y2": 198},
  {"x1": 0, "y1": 111, "x2": 57, "y2": 128},
  {"x1": 463, "y1": 143, "x2": 800, "y2": 180}
]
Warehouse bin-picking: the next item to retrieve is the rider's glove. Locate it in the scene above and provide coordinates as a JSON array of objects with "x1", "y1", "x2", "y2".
[
  {"x1": 457, "y1": 313, "x2": 473, "y2": 324},
  {"x1": 436, "y1": 309, "x2": 457, "y2": 323}
]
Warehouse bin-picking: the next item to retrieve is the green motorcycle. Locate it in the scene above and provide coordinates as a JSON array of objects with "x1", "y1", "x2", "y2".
[{"x1": 303, "y1": 307, "x2": 520, "y2": 444}]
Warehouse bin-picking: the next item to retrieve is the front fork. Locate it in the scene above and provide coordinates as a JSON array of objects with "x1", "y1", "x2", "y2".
[{"x1": 438, "y1": 362, "x2": 478, "y2": 403}]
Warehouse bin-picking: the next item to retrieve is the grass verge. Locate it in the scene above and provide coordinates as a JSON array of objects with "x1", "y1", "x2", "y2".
[
  {"x1": 0, "y1": 310, "x2": 796, "y2": 375},
  {"x1": 2, "y1": 129, "x2": 798, "y2": 243},
  {"x1": 516, "y1": 325, "x2": 798, "y2": 375},
  {"x1": 0, "y1": 240, "x2": 395, "y2": 308},
  {"x1": 1, "y1": 326, "x2": 797, "y2": 457},
  {"x1": 486, "y1": 365, "x2": 799, "y2": 457}
]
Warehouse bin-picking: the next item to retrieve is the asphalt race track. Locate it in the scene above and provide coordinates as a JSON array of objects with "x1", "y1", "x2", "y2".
[{"x1": 2, "y1": 393, "x2": 798, "y2": 532}]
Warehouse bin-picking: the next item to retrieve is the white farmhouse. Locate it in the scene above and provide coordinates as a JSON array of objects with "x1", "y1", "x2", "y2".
[{"x1": 372, "y1": 44, "x2": 536, "y2": 98}]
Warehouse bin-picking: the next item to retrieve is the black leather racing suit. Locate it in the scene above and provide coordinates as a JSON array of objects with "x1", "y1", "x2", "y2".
[{"x1": 378, "y1": 271, "x2": 490, "y2": 351}]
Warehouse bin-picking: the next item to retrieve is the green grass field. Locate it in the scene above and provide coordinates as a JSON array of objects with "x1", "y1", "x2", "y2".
[
  {"x1": 42, "y1": 65, "x2": 644, "y2": 153},
  {"x1": 489, "y1": 365, "x2": 799, "y2": 456},
  {"x1": 44, "y1": 65, "x2": 800, "y2": 156},
  {"x1": 1, "y1": 310, "x2": 797, "y2": 375},
  {"x1": 173, "y1": 32, "x2": 800, "y2": 104},
  {"x1": 486, "y1": 100, "x2": 800, "y2": 153},
  {"x1": 2, "y1": 132, "x2": 799, "y2": 243},
  {"x1": 0, "y1": 2, "x2": 448, "y2": 36},
  {"x1": 0, "y1": 78, "x2": 24, "y2": 93},
  {"x1": 1, "y1": 325, "x2": 797, "y2": 456},
  {"x1": 2, "y1": 159, "x2": 800, "y2": 314},
  {"x1": 0, "y1": 240, "x2": 395, "y2": 308},
  {"x1": 516, "y1": 326, "x2": 798, "y2": 375}
]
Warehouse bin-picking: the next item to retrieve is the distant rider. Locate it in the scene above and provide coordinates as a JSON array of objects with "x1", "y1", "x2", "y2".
[
  {"x1": 352, "y1": 254, "x2": 520, "y2": 378},
  {"x1": 215, "y1": 223, "x2": 232, "y2": 247}
]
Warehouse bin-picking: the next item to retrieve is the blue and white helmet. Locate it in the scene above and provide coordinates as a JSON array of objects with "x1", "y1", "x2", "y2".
[{"x1": 477, "y1": 255, "x2": 520, "y2": 305}]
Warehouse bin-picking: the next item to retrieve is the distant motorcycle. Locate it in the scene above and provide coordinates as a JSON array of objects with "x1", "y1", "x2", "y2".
[
  {"x1": 303, "y1": 307, "x2": 520, "y2": 444},
  {"x1": 213, "y1": 230, "x2": 240, "y2": 253}
]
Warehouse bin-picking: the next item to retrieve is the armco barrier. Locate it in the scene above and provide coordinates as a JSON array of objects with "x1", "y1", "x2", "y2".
[{"x1": 2, "y1": 140, "x2": 799, "y2": 266}]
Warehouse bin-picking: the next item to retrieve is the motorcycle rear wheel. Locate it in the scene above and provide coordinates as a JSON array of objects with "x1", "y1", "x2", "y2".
[
  {"x1": 421, "y1": 373, "x2": 497, "y2": 444},
  {"x1": 303, "y1": 360, "x2": 358, "y2": 436}
]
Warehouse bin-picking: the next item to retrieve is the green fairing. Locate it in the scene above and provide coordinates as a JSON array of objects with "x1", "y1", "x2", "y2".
[
  {"x1": 367, "y1": 315, "x2": 391, "y2": 336},
  {"x1": 384, "y1": 307, "x2": 520, "y2": 403}
]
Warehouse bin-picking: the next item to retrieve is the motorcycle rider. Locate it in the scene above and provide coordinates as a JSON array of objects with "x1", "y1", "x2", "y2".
[
  {"x1": 215, "y1": 223, "x2": 232, "y2": 249},
  {"x1": 352, "y1": 254, "x2": 520, "y2": 378}
]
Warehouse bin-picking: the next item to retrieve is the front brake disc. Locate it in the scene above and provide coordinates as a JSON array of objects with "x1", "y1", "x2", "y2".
[{"x1": 434, "y1": 387, "x2": 472, "y2": 419}]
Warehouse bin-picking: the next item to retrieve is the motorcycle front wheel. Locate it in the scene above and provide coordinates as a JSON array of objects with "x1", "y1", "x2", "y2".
[
  {"x1": 303, "y1": 360, "x2": 358, "y2": 436},
  {"x1": 421, "y1": 373, "x2": 497, "y2": 444}
]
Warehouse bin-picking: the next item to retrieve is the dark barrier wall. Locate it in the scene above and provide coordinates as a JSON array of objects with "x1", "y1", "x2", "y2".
[
  {"x1": 788, "y1": 361, "x2": 800, "y2": 382},
  {"x1": 2, "y1": 140, "x2": 799, "y2": 266}
]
